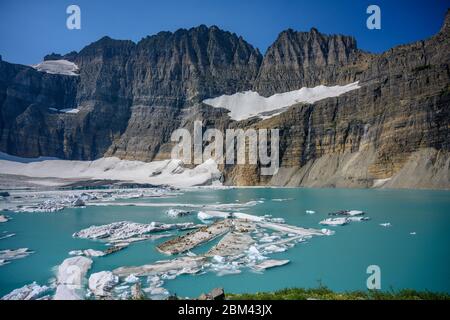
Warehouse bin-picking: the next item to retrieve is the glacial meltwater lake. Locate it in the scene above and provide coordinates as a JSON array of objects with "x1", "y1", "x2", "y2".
[{"x1": 0, "y1": 187, "x2": 449, "y2": 298}]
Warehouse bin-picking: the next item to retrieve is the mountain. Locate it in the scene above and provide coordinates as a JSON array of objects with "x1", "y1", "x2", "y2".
[{"x1": 0, "y1": 11, "x2": 449, "y2": 189}]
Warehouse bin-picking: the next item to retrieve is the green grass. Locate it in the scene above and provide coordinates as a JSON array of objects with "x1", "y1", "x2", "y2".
[{"x1": 226, "y1": 286, "x2": 450, "y2": 300}]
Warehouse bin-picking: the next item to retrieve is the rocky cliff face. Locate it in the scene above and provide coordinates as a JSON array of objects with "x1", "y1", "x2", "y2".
[
  {"x1": 0, "y1": 12, "x2": 449, "y2": 189},
  {"x1": 253, "y1": 28, "x2": 372, "y2": 96},
  {"x1": 225, "y1": 11, "x2": 450, "y2": 188}
]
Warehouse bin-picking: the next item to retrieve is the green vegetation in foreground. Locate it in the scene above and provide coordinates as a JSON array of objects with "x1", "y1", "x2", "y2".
[{"x1": 226, "y1": 286, "x2": 450, "y2": 300}]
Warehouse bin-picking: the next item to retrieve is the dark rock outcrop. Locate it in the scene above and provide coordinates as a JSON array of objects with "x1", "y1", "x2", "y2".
[{"x1": 253, "y1": 28, "x2": 373, "y2": 96}]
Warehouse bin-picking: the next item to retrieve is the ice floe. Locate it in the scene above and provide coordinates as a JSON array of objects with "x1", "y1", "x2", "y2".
[
  {"x1": 88, "y1": 271, "x2": 119, "y2": 297},
  {"x1": 347, "y1": 216, "x2": 370, "y2": 222},
  {"x1": 319, "y1": 217, "x2": 349, "y2": 226},
  {"x1": 73, "y1": 221, "x2": 197, "y2": 244},
  {"x1": 166, "y1": 208, "x2": 193, "y2": 218},
  {"x1": 253, "y1": 259, "x2": 290, "y2": 271},
  {"x1": 114, "y1": 256, "x2": 207, "y2": 277},
  {"x1": 54, "y1": 256, "x2": 92, "y2": 300},
  {"x1": 305, "y1": 210, "x2": 315, "y2": 214},
  {"x1": 328, "y1": 210, "x2": 365, "y2": 216},
  {"x1": 380, "y1": 223, "x2": 392, "y2": 227},
  {"x1": 69, "y1": 249, "x2": 106, "y2": 257},
  {"x1": 1, "y1": 282, "x2": 50, "y2": 300},
  {"x1": 0, "y1": 231, "x2": 15, "y2": 240},
  {"x1": 0, "y1": 248, "x2": 34, "y2": 266},
  {"x1": 206, "y1": 223, "x2": 256, "y2": 257},
  {"x1": 0, "y1": 187, "x2": 180, "y2": 213},
  {"x1": 124, "y1": 274, "x2": 139, "y2": 284},
  {"x1": 157, "y1": 220, "x2": 232, "y2": 255}
]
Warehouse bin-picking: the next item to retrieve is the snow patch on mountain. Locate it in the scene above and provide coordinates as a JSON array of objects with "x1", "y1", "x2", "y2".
[
  {"x1": 32, "y1": 60, "x2": 79, "y2": 76},
  {"x1": 203, "y1": 82, "x2": 360, "y2": 121},
  {"x1": 0, "y1": 152, "x2": 221, "y2": 187}
]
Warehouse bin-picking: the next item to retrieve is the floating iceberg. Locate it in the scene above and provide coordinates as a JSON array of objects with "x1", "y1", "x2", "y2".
[
  {"x1": 124, "y1": 274, "x2": 140, "y2": 284},
  {"x1": 253, "y1": 259, "x2": 290, "y2": 271},
  {"x1": 166, "y1": 209, "x2": 193, "y2": 218},
  {"x1": 1, "y1": 282, "x2": 50, "y2": 300},
  {"x1": 54, "y1": 256, "x2": 93, "y2": 300},
  {"x1": 69, "y1": 249, "x2": 105, "y2": 257},
  {"x1": 0, "y1": 232, "x2": 15, "y2": 240},
  {"x1": 88, "y1": 271, "x2": 119, "y2": 297},
  {"x1": 347, "y1": 216, "x2": 370, "y2": 222},
  {"x1": 73, "y1": 221, "x2": 196, "y2": 243},
  {"x1": 319, "y1": 218, "x2": 349, "y2": 226},
  {"x1": 329, "y1": 210, "x2": 365, "y2": 216},
  {"x1": 113, "y1": 256, "x2": 207, "y2": 278},
  {"x1": 0, "y1": 248, "x2": 34, "y2": 266}
]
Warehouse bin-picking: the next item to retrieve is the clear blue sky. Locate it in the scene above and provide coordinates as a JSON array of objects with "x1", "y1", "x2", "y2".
[{"x1": 0, "y1": 0, "x2": 448, "y2": 65}]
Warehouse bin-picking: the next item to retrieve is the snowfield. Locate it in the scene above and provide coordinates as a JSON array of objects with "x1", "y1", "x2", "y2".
[
  {"x1": 203, "y1": 82, "x2": 360, "y2": 121},
  {"x1": 32, "y1": 59, "x2": 79, "y2": 76},
  {"x1": 0, "y1": 152, "x2": 221, "y2": 187}
]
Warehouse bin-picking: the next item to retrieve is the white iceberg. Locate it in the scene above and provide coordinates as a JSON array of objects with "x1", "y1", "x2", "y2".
[
  {"x1": 253, "y1": 259, "x2": 290, "y2": 271},
  {"x1": 124, "y1": 274, "x2": 140, "y2": 284},
  {"x1": 1, "y1": 282, "x2": 50, "y2": 300},
  {"x1": 56, "y1": 256, "x2": 93, "y2": 285},
  {"x1": 54, "y1": 256, "x2": 93, "y2": 300},
  {"x1": 197, "y1": 211, "x2": 214, "y2": 221},
  {"x1": 73, "y1": 221, "x2": 195, "y2": 243},
  {"x1": 347, "y1": 216, "x2": 370, "y2": 222},
  {"x1": 320, "y1": 228, "x2": 335, "y2": 236},
  {"x1": 0, "y1": 248, "x2": 33, "y2": 266},
  {"x1": 319, "y1": 218, "x2": 349, "y2": 226},
  {"x1": 346, "y1": 210, "x2": 365, "y2": 216},
  {"x1": 166, "y1": 209, "x2": 193, "y2": 218},
  {"x1": 88, "y1": 271, "x2": 119, "y2": 297},
  {"x1": 68, "y1": 249, "x2": 105, "y2": 257}
]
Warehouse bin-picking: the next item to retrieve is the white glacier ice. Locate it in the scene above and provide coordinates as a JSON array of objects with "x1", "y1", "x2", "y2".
[
  {"x1": 88, "y1": 271, "x2": 119, "y2": 297},
  {"x1": 54, "y1": 256, "x2": 92, "y2": 300},
  {"x1": 0, "y1": 152, "x2": 222, "y2": 187},
  {"x1": 203, "y1": 82, "x2": 360, "y2": 121},
  {"x1": 32, "y1": 59, "x2": 79, "y2": 76},
  {"x1": 319, "y1": 217, "x2": 349, "y2": 226},
  {"x1": 1, "y1": 282, "x2": 50, "y2": 300}
]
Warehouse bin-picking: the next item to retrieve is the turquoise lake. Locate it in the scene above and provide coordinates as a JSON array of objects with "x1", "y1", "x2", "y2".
[{"x1": 0, "y1": 188, "x2": 449, "y2": 298}]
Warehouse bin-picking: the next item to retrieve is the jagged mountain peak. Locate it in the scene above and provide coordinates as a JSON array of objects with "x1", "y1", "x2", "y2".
[
  {"x1": 440, "y1": 8, "x2": 450, "y2": 33},
  {"x1": 253, "y1": 26, "x2": 361, "y2": 95}
]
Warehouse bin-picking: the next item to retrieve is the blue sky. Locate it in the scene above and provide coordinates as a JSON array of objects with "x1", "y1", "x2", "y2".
[{"x1": 0, "y1": 0, "x2": 448, "y2": 65}]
